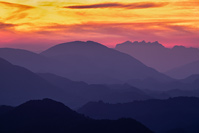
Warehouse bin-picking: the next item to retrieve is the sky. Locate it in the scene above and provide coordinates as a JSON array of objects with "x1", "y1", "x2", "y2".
[{"x1": 0, "y1": 0, "x2": 198, "y2": 51}]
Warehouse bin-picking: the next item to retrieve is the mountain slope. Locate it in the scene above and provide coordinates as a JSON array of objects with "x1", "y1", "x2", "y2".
[
  {"x1": 0, "y1": 99, "x2": 153, "y2": 133},
  {"x1": 0, "y1": 48, "x2": 48, "y2": 72},
  {"x1": 0, "y1": 105, "x2": 14, "y2": 115},
  {"x1": 115, "y1": 41, "x2": 199, "y2": 72},
  {"x1": 41, "y1": 41, "x2": 172, "y2": 84},
  {"x1": 166, "y1": 60, "x2": 199, "y2": 79},
  {"x1": 0, "y1": 57, "x2": 69, "y2": 106},
  {"x1": 78, "y1": 97, "x2": 199, "y2": 133},
  {"x1": 0, "y1": 48, "x2": 69, "y2": 76},
  {"x1": 38, "y1": 73, "x2": 151, "y2": 105},
  {"x1": 0, "y1": 57, "x2": 152, "y2": 108}
]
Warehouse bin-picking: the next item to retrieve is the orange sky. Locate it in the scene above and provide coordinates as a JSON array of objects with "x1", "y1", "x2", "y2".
[{"x1": 0, "y1": 0, "x2": 198, "y2": 51}]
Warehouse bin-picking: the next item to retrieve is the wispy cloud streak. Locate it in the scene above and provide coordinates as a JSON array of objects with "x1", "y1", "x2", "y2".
[
  {"x1": 64, "y1": 2, "x2": 168, "y2": 9},
  {"x1": 0, "y1": 1, "x2": 33, "y2": 11}
]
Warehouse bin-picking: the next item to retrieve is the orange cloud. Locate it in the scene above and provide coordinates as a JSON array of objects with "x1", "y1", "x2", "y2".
[
  {"x1": 0, "y1": 1, "x2": 34, "y2": 21},
  {"x1": 0, "y1": 1, "x2": 33, "y2": 11}
]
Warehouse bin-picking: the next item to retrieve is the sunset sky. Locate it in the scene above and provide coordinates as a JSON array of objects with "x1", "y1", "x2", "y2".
[{"x1": 0, "y1": 0, "x2": 198, "y2": 51}]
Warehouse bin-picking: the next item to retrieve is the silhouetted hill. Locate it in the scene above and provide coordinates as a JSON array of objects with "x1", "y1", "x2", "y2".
[
  {"x1": 126, "y1": 72, "x2": 199, "y2": 91},
  {"x1": 41, "y1": 41, "x2": 108, "y2": 57},
  {"x1": 115, "y1": 41, "x2": 199, "y2": 72},
  {"x1": 179, "y1": 74, "x2": 199, "y2": 83},
  {"x1": 0, "y1": 105, "x2": 14, "y2": 115},
  {"x1": 0, "y1": 57, "x2": 70, "y2": 106},
  {"x1": 128, "y1": 76, "x2": 193, "y2": 91},
  {"x1": 38, "y1": 73, "x2": 151, "y2": 105},
  {"x1": 0, "y1": 99, "x2": 153, "y2": 133},
  {"x1": 0, "y1": 48, "x2": 71, "y2": 78},
  {"x1": 0, "y1": 48, "x2": 49, "y2": 72},
  {"x1": 138, "y1": 74, "x2": 199, "y2": 97},
  {"x1": 40, "y1": 41, "x2": 172, "y2": 84},
  {"x1": 141, "y1": 75, "x2": 199, "y2": 99},
  {"x1": 166, "y1": 60, "x2": 199, "y2": 79},
  {"x1": 78, "y1": 97, "x2": 199, "y2": 133},
  {"x1": 0, "y1": 42, "x2": 172, "y2": 84},
  {"x1": 38, "y1": 73, "x2": 88, "y2": 90},
  {"x1": 54, "y1": 72, "x2": 198, "y2": 100}
]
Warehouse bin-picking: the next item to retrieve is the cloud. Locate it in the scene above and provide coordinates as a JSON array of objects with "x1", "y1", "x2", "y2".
[
  {"x1": 164, "y1": 25, "x2": 193, "y2": 34},
  {"x1": 1, "y1": 21, "x2": 198, "y2": 50},
  {"x1": 64, "y1": 2, "x2": 168, "y2": 9},
  {"x1": 0, "y1": 1, "x2": 34, "y2": 21},
  {"x1": 0, "y1": 22, "x2": 16, "y2": 30},
  {"x1": 44, "y1": 22, "x2": 199, "y2": 48},
  {"x1": 173, "y1": 1, "x2": 199, "y2": 6},
  {"x1": 33, "y1": 20, "x2": 196, "y2": 41},
  {"x1": 0, "y1": 1, "x2": 34, "y2": 11}
]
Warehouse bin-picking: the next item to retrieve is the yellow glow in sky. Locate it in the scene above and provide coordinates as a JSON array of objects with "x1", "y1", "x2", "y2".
[{"x1": 0, "y1": 0, "x2": 198, "y2": 50}]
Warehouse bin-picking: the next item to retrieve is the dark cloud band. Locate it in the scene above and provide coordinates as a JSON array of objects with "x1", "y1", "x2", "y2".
[
  {"x1": 0, "y1": 22, "x2": 16, "y2": 30},
  {"x1": 64, "y1": 2, "x2": 168, "y2": 9}
]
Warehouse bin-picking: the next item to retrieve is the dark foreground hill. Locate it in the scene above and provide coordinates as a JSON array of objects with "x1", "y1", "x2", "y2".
[
  {"x1": 78, "y1": 97, "x2": 199, "y2": 133},
  {"x1": 0, "y1": 99, "x2": 153, "y2": 133},
  {"x1": 0, "y1": 105, "x2": 14, "y2": 115}
]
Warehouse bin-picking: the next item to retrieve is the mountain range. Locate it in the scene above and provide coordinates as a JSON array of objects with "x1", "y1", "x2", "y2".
[
  {"x1": 39, "y1": 73, "x2": 152, "y2": 106},
  {"x1": 1, "y1": 40, "x2": 199, "y2": 81},
  {"x1": 115, "y1": 41, "x2": 199, "y2": 74},
  {"x1": 0, "y1": 41, "x2": 172, "y2": 84},
  {"x1": 0, "y1": 99, "x2": 153, "y2": 133},
  {"x1": 1, "y1": 55, "x2": 199, "y2": 107},
  {"x1": 0, "y1": 57, "x2": 152, "y2": 107},
  {"x1": 1, "y1": 40, "x2": 199, "y2": 133},
  {"x1": 1, "y1": 41, "x2": 199, "y2": 106}
]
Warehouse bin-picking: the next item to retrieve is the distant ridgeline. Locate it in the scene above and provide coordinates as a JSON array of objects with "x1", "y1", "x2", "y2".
[
  {"x1": 115, "y1": 40, "x2": 199, "y2": 78},
  {"x1": 0, "y1": 57, "x2": 153, "y2": 107},
  {"x1": 0, "y1": 41, "x2": 171, "y2": 84},
  {"x1": 0, "y1": 41, "x2": 199, "y2": 108}
]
